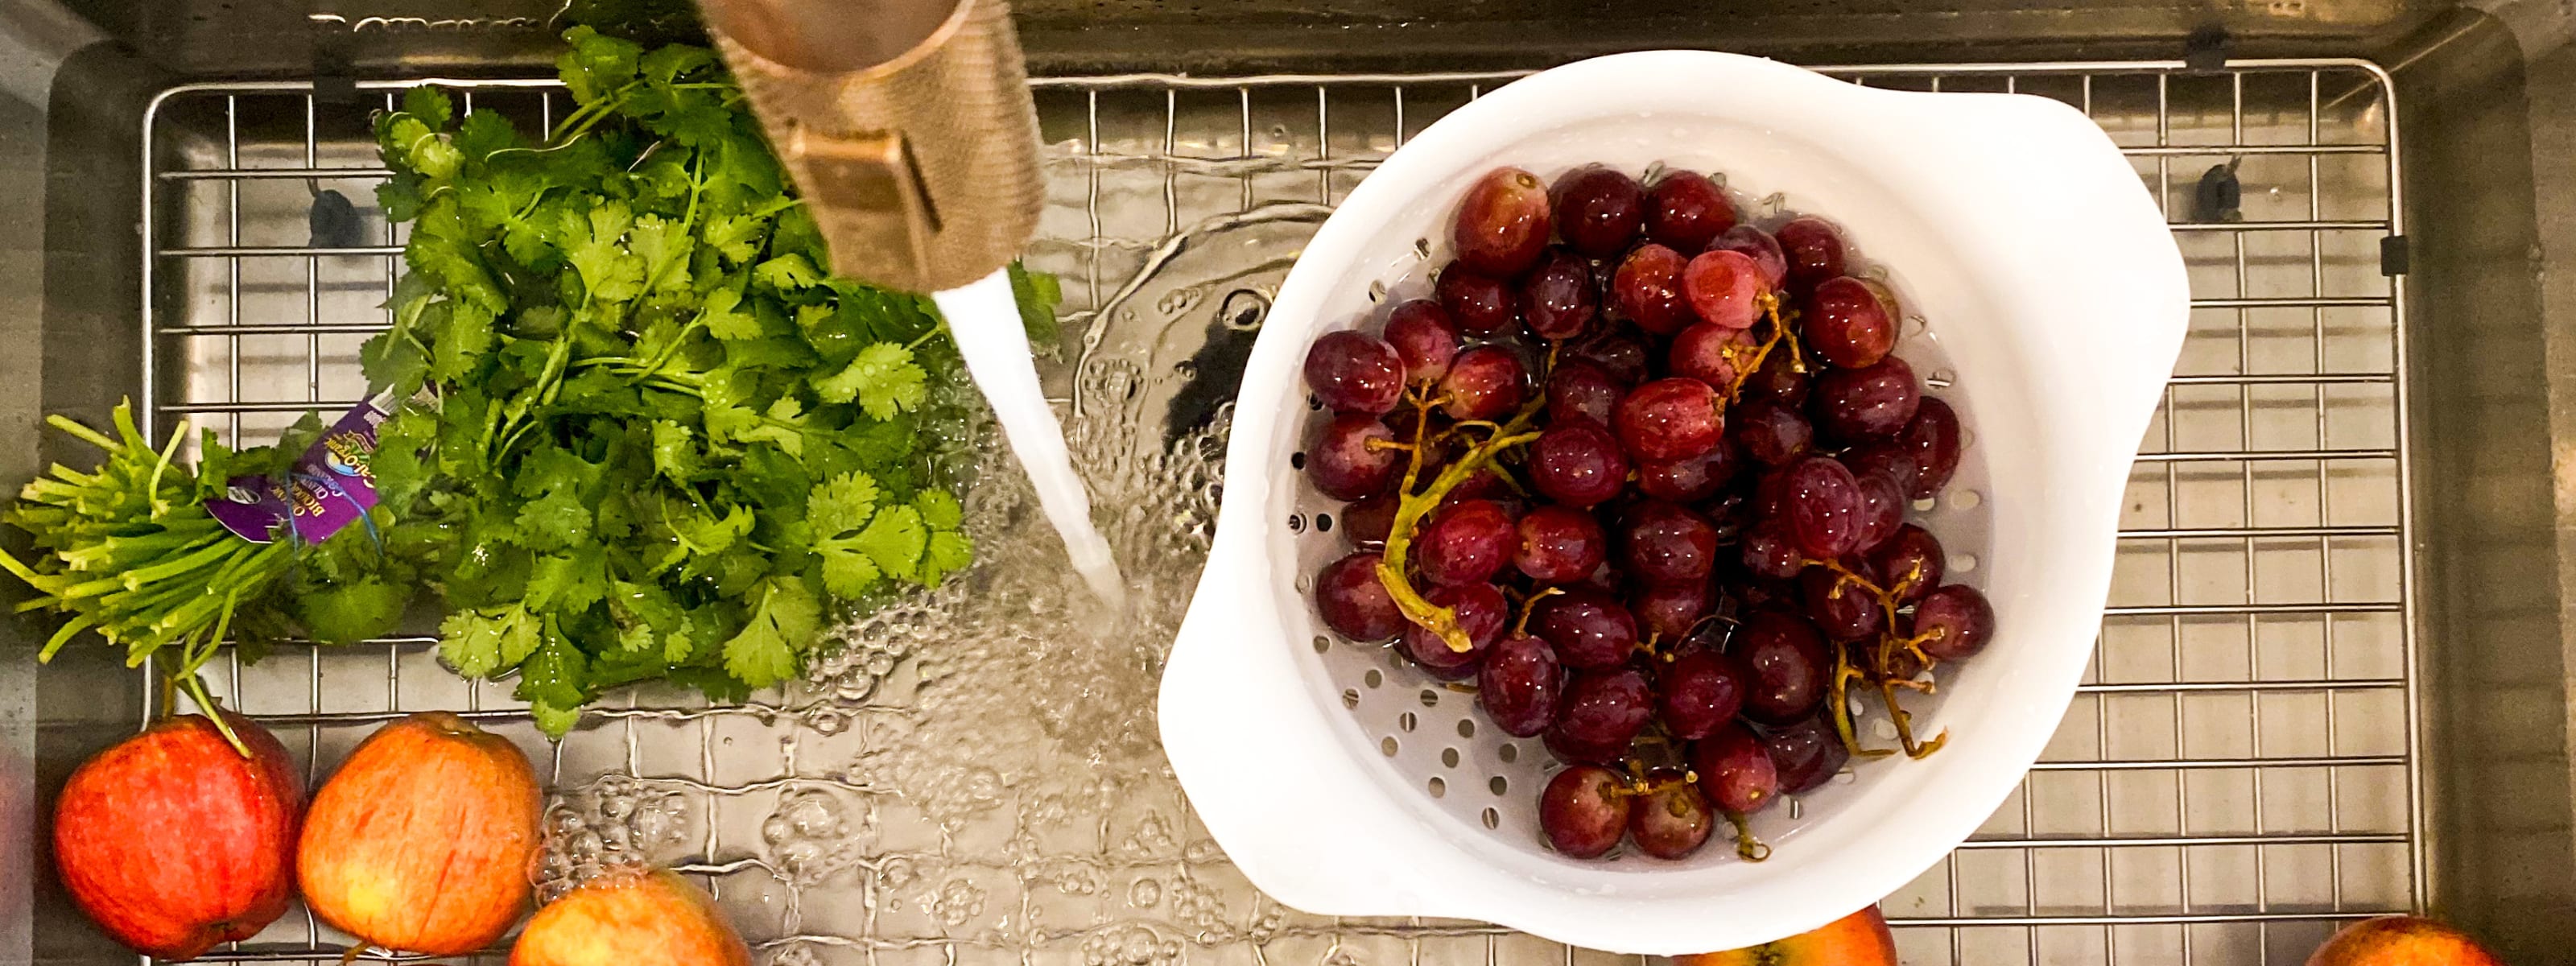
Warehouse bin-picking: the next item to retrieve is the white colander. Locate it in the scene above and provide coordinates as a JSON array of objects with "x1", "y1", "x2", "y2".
[{"x1": 1159, "y1": 51, "x2": 2188, "y2": 955}]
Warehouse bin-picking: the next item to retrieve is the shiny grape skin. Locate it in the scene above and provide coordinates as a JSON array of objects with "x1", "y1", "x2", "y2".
[
  {"x1": 1739, "y1": 342, "x2": 1810, "y2": 408},
  {"x1": 1842, "y1": 440, "x2": 1919, "y2": 496},
  {"x1": 1737, "y1": 609, "x2": 1831, "y2": 724},
  {"x1": 1415, "y1": 497, "x2": 1517, "y2": 586},
  {"x1": 1780, "y1": 454, "x2": 1867, "y2": 559},
  {"x1": 1549, "y1": 667, "x2": 1656, "y2": 763},
  {"x1": 1452, "y1": 167, "x2": 1553, "y2": 276},
  {"x1": 1801, "y1": 276, "x2": 1898, "y2": 369},
  {"x1": 1646, "y1": 171, "x2": 1736, "y2": 252},
  {"x1": 1740, "y1": 522, "x2": 1806, "y2": 581},
  {"x1": 1515, "y1": 504, "x2": 1610, "y2": 584},
  {"x1": 1522, "y1": 246, "x2": 1600, "y2": 340},
  {"x1": 1628, "y1": 773, "x2": 1716, "y2": 860},
  {"x1": 1670, "y1": 322, "x2": 1759, "y2": 391},
  {"x1": 1773, "y1": 216, "x2": 1848, "y2": 292},
  {"x1": 1302, "y1": 330, "x2": 1406, "y2": 414},
  {"x1": 1401, "y1": 581, "x2": 1506, "y2": 679},
  {"x1": 1898, "y1": 398, "x2": 1964, "y2": 499},
  {"x1": 1439, "y1": 345, "x2": 1528, "y2": 422},
  {"x1": 1613, "y1": 378, "x2": 1725, "y2": 462},
  {"x1": 1340, "y1": 494, "x2": 1397, "y2": 551},
  {"x1": 1692, "y1": 723, "x2": 1781, "y2": 815},
  {"x1": 1382, "y1": 299, "x2": 1461, "y2": 384},
  {"x1": 1478, "y1": 634, "x2": 1564, "y2": 738},
  {"x1": 1306, "y1": 413, "x2": 1401, "y2": 500},
  {"x1": 1764, "y1": 715, "x2": 1852, "y2": 794},
  {"x1": 1658, "y1": 649, "x2": 1749, "y2": 741},
  {"x1": 1535, "y1": 589, "x2": 1640, "y2": 669},
  {"x1": 1868, "y1": 523, "x2": 1947, "y2": 603},
  {"x1": 1635, "y1": 443, "x2": 1737, "y2": 503},
  {"x1": 1435, "y1": 262, "x2": 1519, "y2": 336},
  {"x1": 1546, "y1": 358, "x2": 1625, "y2": 428},
  {"x1": 1620, "y1": 502, "x2": 1720, "y2": 586},
  {"x1": 1553, "y1": 166, "x2": 1646, "y2": 258},
  {"x1": 1914, "y1": 584, "x2": 1996, "y2": 662},
  {"x1": 1851, "y1": 470, "x2": 1905, "y2": 553},
  {"x1": 1708, "y1": 225, "x2": 1789, "y2": 290},
  {"x1": 1572, "y1": 332, "x2": 1652, "y2": 385},
  {"x1": 1682, "y1": 249, "x2": 1768, "y2": 330},
  {"x1": 1810, "y1": 355, "x2": 1922, "y2": 444},
  {"x1": 1315, "y1": 551, "x2": 1406, "y2": 642},
  {"x1": 1539, "y1": 765, "x2": 1632, "y2": 859},
  {"x1": 1629, "y1": 579, "x2": 1712, "y2": 642},
  {"x1": 1529, "y1": 422, "x2": 1631, "y2": 509},
  {"x1": 1800, "y1": 561, "x2": 1888, "y2": 642},
  {"x1": 1611, "y1": 242, "x2": 1697, "y2": 336},
  {"x1": 1728, "y1": 398, "x2": 1814, "y2": 467}
]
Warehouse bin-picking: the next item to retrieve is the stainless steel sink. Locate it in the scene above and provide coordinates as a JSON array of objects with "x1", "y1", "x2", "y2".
[{"x1": 3, "y1": 2, "x2": 2573, "y2": 964}]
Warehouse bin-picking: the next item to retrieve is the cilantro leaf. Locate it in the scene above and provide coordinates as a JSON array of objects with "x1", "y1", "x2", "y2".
[
  {"x1": 723, "y1": 577, "x2": 817, "y2": 687},
  {"x1": 808, "y1": 472, "x2": 880, "y2": 536},
  {"x1": 854, "y1": 504, "x2": 927, "y2": 581},
  {"x1": 814, "y1": 343, "x2": 927, "y2": 419},
  {"x1": 700, "y1": 284, "x2": 761, "y2": 340},
  {"x1": 753, "y1": 253, "x2": 822, "y2": 292},
  {"x1": 510, "y1": 489, "x2": 595, "y2": 551},
  {"x1": 650, "y1": 419, "x2": 701, "y2": 481},
  {"x1": 438, "y1": 604, "x2": 541, "y2": 679},
  {"x1": 526, "y1": 546, "x2": 609, "y2": 615}
]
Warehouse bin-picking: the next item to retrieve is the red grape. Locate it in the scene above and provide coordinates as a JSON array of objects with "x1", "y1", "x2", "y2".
[
  {"x1": 1515, "y1": 504, "x2": 1609, "y2": 583},
  {"x1": 1479, "y1": 634, "x2": 1563, "y2": 737},
  {"x1": 1657, "y1": 649, "x2": 1748, "y2": 741},
  {"x1": 1736, "y1": 609, "x2": 1829, "y2": 724},
  {"x1": 1613, "y1": 378, "x2": 1724, "y2": 462},
  {"x1": 1435, "y1": 262, "x2": 1518, "y2": 336},
  {"x1": 1383, "y1": 299, "x2": 1460, "y2": 383},
  {"x1": 1802, "y1": 276, "x2": 1896, "y2": 369},
  {"x1": 1842, "y1": 440, "x2": 1918, "y2": 495},
  {"x1": 1303, "y1": 330, "x2": 1405, "y2": 414},
  {"x1": 1620, "y1": 502, "x2": 1719, "y2": 586},
  {"x1": 1341, "y1": 493, "x2": 1397, "y2": 550},
  {"x1": 1897, "y1": 397, "x2": 1963, "y2": 499},
  {"x1": 1453, "y1": 167, "x2": 1551, "y2": 276},
  {"x1": 1628, "y1": 773, "x2": 1716, "y2": 860},
  {"x1": 1307, "y1": 413, "x2": 1401, "y2": 500},
  {"x1": 1738, "y1": 341, "x2": 1810, "y2": 406},
  {"x1": 1773, "y1": 216, "x2": 1847, "y2": 291},
  {"x1": 1763, "y1": 715, "x2": 1851, "y2": 794},
  {"x1": 1535, "y1": 590, "x2": 1639, "y2": 669},
  {"x1": 1682, "y1": 249, "x2": 1768, "y2": 329},
  {"x1": 1545, "y1": 357, "x2": 1624, "y2": 427},
  {"x1": 1539, "y1": 765, "x2": 1631, "y2": 858},
  {"x1": 1646, "y1": 171, "x2": 1736, "y2": 252},
  {"x1": 1635, "y1": 444, "x2": 1736, "y2": 503},
  {"x1": 1402, "y1": 582, "x2": 1505, "y2": 679},
  {"x1": 1416, "y1": 497, "x2": 1516, "y2": 586},
  {"x1": 1799, "y1": 561, "x2": 1886, "y2": 642},
  {"x1": 1728, "y1": 398, "x2": 1813, "y2": 467},
  {"x1": 1530, "y1": 423, "x2": 1630, "y2": 508},
  {"x1": 1611, "y1": 242, "x2": 1695, "y2": 335},
  {"x1": 1439, "y1": 345, "x2": 1527, "y2": 421},
  {"x1": 1868, "y1": 523, "x2": 1946, "y2": 603},
  {"x1": 1670, "y1": 321, "x2": 1757, "y2": 390},
  {"x1": 1692, "y1": 723, "x2": 1780, "y2": 815},
  {"x1": 1630, "y1": 579, "x2": 1712, "y2": 642},
  {"x1": 1550, "y1": 667, "x2": 1655, "y2": 763},
  {"x1": 1779, "y1": 455, "x2": 1865, "y2": 559},
  {"x1": 1708, "y1": 225, "x2": 1788, "y2": 290},
  {"x1": 1522, "y1": 247, "x2": 1599, "y2": 340},
  {"x1": 1811, "y1": 356, "x2": 1920, "y2": 442},
  {"x1": 1914, "y1": 584, "x2": 1995, "y2": 661},
  {"x1": 1553, "y1": 166, "x2": 1645, "y2": 258},
  {"x1": 1851, "y1": 471, "x2": 1904, "y2": 553},
  {"x1": 1740, "y1": 522, "x2": 1806, "y2": 581},
  {"x1": 1572, "y1": 332, "x2": 1651, "y2": 385},
  {"x1": 1315, "y1": 552, "x2": 1405, "y2": 641}
]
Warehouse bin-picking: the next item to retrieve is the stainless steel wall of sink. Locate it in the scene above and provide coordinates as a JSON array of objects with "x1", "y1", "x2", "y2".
[{"x1": 5, "y1": 2, "x2": 2576, "y2": 964}]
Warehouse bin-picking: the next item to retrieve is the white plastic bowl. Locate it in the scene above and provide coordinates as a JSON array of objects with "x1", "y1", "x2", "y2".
[{"x1": 1160, "y1": 51, "x2": 2187, "y2": 954}]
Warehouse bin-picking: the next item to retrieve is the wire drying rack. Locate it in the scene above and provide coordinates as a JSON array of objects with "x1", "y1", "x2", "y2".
[{"x1": 137, "y1": 58, "x2": 2413, "y2": 966}]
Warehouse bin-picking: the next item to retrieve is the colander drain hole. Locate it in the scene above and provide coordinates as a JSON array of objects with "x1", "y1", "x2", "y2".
[
  {"x1": 1418, "y1": 688, "x2": 1439, "y2": 707},
  {"x1": 1455, "y1": 719, "x2": 1476, "y2": 738},
  {"x1": 1380, "y1": 737, "x2": 1398, "y2": 757},
  {"x1": 1489, "y1": 775, "x2": 1508, "y2": 795},
  {"x1": 1427, "y1": 776, "x2": 1447, "y2": 798},
  {"x1": 1481, "y1": 807, "x2": 1500, "y2": 829},
  {"x1": 1440, "y1": 747, "x2": 1459, "y2": 768},
  {"x1": 1364, "y1": 668, "x2": 1382, "y2": 688},
  {"x1": 1398, "y1": 712, "x2": 1418, "y2": 733},
  {"x1": 1497, "y1": 744, "x2": 1519, "y2": 763},
  {"x1": 1955, "y1": 552, "x2": 1979, "y2": 573},
  {"x1": 1342, "y1": 688, "x2": 1360, "y2": 708},
  {"x1": 1312, "y1": 635, "x2": 1329, "y2": 654}
]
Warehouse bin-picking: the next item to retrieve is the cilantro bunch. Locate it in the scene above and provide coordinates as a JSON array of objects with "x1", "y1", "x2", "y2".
[{"x1": 338, "y1": 27, "x2": 1035, "y2": 734}]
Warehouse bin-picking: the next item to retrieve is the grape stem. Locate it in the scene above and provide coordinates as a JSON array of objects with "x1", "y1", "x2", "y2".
[
  {"x1": 1720, "y1": 295, "x2": 1803, "y2": 400},
  {"x1": 1723, "y1": 810, "x2": 1773, "y2": 862},
  {"x1": 1375, "y1": 403, "x2": 1542, "y2": 654}
]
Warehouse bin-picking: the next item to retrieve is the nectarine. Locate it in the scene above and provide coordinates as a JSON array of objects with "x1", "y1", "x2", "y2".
[
  {"x1": 2307, "y1": 916, "x2": 2502, "y2": 966},
  {"x1": 1674, "y1": 905, "x2": 1898, "y2": 966},
  {"x1": 510, "y1": 868, "x2": 753, "y2": 966}
]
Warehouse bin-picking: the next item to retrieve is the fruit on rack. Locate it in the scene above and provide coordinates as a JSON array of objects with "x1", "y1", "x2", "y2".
[
  {"x1": 2303, "y1": 916, "x2": 2503, "y2": 966},
  {"x1": 1674, "y1": 905, "x2": 1899, "y2": 966},
  {"x1": 52, "y1": 713, "x2": 301, "y2": 960},
  {"x1": 510, "y1": 869, "x2": 753, "y2": 966},
  {"x1": 299, "y1": 712, "x2": 543, "y2": 955}
]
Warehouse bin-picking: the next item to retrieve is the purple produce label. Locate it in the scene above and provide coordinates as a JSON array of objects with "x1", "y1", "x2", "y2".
[{"x1": 207, "y1": 394, "x2": 394, "y2": 544}]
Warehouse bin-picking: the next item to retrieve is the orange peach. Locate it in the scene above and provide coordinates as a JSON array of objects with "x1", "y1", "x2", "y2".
[
  {"x1": 1675, "y1": 905, "x2": 1898, "y2": 966},
  {"x1": 2306, "y1": 916, "x2": 2502, "y2": 966}
]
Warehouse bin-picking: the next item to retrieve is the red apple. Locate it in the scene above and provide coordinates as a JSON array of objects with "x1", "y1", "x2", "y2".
[
  {"x1": 53, "y1": 713, "x2": 301, "y2": 960},
  {"x1": 2307, "y1": 916, "x2": 2502, "y2": 966},
  {"x1": 510, "y1": 869, "x2": 753, "y2": 966},
  {"x1": 1674, "y1": 905, "x2": 1898, "y2": 966},
  {"x1": 299, "y1": 711, "x2": 543, "y2": 955}
]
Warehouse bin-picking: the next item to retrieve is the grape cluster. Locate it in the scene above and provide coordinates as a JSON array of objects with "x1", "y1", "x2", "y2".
[{"x1": 1302, "y1": 165, "x2": 1993, "y2": 863}]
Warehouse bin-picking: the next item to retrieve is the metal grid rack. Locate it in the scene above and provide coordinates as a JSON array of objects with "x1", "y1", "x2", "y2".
[{"x1": 136, "y1": 58, "x2": 2414, "y2": 966}]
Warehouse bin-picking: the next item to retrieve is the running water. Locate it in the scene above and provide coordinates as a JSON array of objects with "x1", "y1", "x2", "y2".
[{"x1": 933, "y1": 269, "x2": 1129, "y2": 610}]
